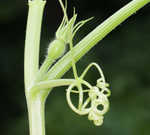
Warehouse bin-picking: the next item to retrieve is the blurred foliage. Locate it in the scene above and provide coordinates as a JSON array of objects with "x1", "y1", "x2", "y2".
[{"x1": 0, "y1": 0, "x2": 150, "y2": 135}]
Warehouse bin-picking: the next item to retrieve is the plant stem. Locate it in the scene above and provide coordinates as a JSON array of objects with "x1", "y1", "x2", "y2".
[
  {"x1": 27, "y1": 96, "x2": 46, "y2": 135},
  {"x1": 36, "y1": 57, "x2": 54, "y2": 82},
  {"x1": 24, "y1": 1, "x2": 46, "y2": 135},
  {"x1": 32, "y1": 79, "x2": 75, "y2": 90},
  {"x1": 44, "y1": 0, "x2": 150, "y2": 81},
  {"x1": 24, "y1": 0, "x2": 46, "y2": 88}
]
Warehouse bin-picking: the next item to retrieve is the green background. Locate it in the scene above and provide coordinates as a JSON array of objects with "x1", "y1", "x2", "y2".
[{"x1": 0, "y1": 0, "x2": 150, "y2": 135}]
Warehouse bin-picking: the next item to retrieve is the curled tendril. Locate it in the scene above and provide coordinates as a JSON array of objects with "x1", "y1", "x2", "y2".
[
  {"x1": 66, "y1": 63, "x2": 111, "y2": 126},
  {"x1": 88, "y1": 86, "x2": 109, "y2": 126},
  {"x1": 66, "y1": 79, "x2": 92, "y2": 115}
]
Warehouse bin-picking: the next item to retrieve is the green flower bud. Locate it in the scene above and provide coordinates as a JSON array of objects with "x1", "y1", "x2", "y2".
[{"x1": 47, "y1": 39, "x2": 66, "y2": 60}]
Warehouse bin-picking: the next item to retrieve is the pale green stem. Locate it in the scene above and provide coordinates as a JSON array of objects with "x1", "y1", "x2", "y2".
[
  {"x1": 24, "y1": 0, "x2": 46, "y2": 88},
  {"x1": 27, "y1": 96, "x2": 46, "y2": 135},
  {"x1": 44, "y1": 0, "x2": 150, "y2": 81},
  {"x1": 30, "y1": 79, "x2": 75, "y2": 94},
  {"x1": 36, "y1": 57, "x2": 54, "y2": 81},
  {"x1": 24, "y1": 1, "x2": 46, "y2": 135}
]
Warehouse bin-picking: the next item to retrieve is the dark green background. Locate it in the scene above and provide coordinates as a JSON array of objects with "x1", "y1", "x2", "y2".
[{"x1": 0, "y1": 0, "x2": 150, "y2": 135}]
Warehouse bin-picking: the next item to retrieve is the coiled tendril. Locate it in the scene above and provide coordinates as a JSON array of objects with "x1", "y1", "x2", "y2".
[{"x1": 66, "y1": 63, "x2": 111, "y2": 126}]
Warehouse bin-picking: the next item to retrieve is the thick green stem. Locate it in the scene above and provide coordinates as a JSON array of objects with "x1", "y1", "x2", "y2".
[
  {"x1": 44, "y1": 0, "x2": 150, "y2": 81},
  {"x1": 27, "y1": 96, "x2": 46, "y2": 135},
  {"x1": 24, "y1": 0, "x2": 46, "y2": 88},
  {"x1": 32, "y1": 79, "x2": 75, "y2": 90},
  {"x1": 24, "y1": 1, "x2": 46, "y2": 135},
  {"x1": 28, "y1": 79, "x2": 75, "y2": 99}
]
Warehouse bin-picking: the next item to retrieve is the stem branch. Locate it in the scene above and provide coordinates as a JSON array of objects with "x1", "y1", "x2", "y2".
[{"x1": 45, "y1": 0, "x2": 150, "y2": 80}]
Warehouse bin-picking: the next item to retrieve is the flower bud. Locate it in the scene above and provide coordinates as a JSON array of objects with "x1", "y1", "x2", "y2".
[{"x1": 47, "y1": 39, "x2": 66, "y2": 60}]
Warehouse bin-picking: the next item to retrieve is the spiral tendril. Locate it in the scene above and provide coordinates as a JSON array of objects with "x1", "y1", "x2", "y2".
[{"x1": 66, "y1": 63, "x2": 111, "y2": 126}]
